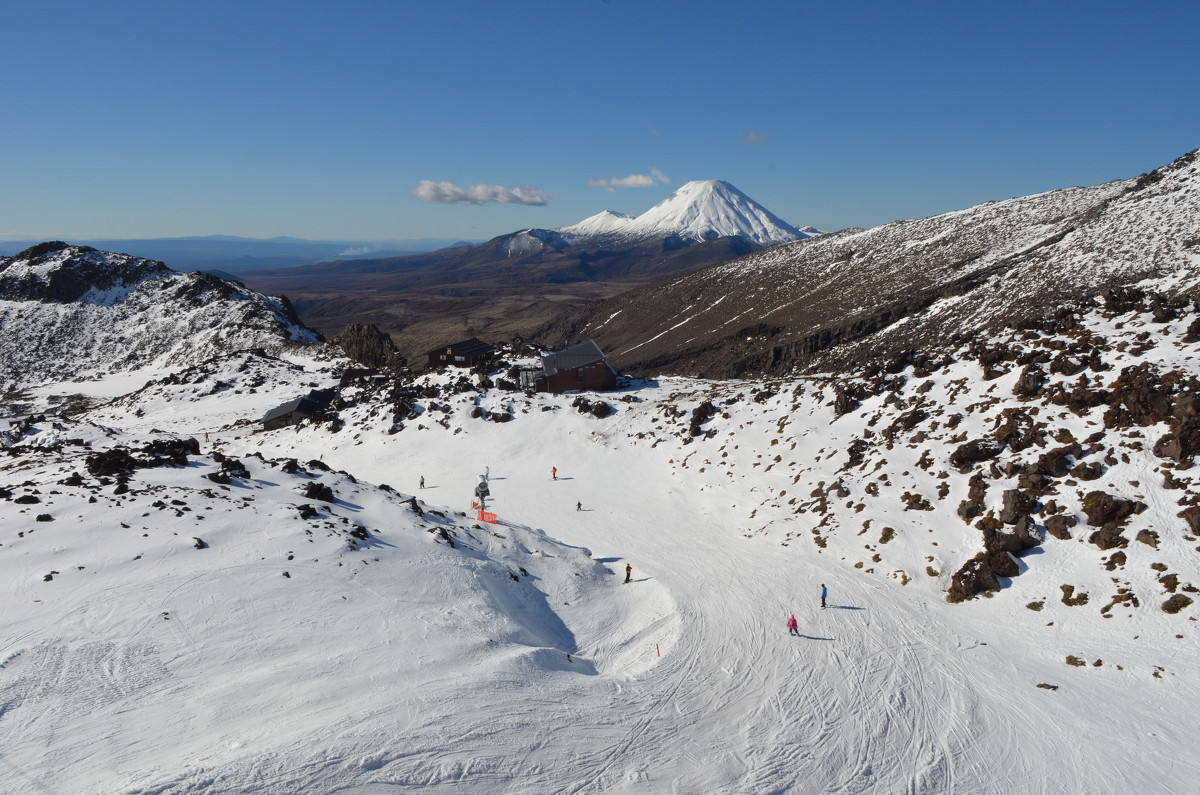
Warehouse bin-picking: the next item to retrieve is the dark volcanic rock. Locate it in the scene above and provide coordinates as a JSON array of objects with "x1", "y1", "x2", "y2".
[
  {"x1": 1037, "y1": 444, "x2": 1083, "y2": 478},
  {"x1": 950, "y1": 439, "x2": 1002, "y2": 472},
  {"x1": 86, "y1": 448, "x2": 138, "y2": 477},
  {"x1": 1070, "y1": 461, "x2": 1104, "y2": 480},
  {"x1": 1012, "y1": 364, "x2": 1045, "y2": 398},
  {"x1": 337, "y1": 323, "x2": 405, "y2": 371},
  {"x1": 999, "y1": 489, "x2": 1036, "y2": 525},
  {"x1": 1088, "y1": 523, "x2": 1128, "y2": 550},
  {"x1": 1162, "y1": 594, "x2": 1193, "y2": 614},
  {"x1": 1044, "y1": 514, "x2": 1077, "y2": 540},
  {"x1": 948, "y1": 550, "x2": 1019, "y2": 601},
  {"x1": 303, "y1": 482, "x2": 336, "y2": 503},
  {"x1": 1081, "y1": 490, "x2": 1145, "y2": 527}
]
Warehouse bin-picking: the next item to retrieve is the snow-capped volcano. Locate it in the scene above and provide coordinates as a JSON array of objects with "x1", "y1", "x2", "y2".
[
  {"x1": 630, "y1": 179, "x2": 803, "y2": 244},
  {"x1": 557, "y1": 209, "x2": 637, "y2": 238},
  {"x1": 558, "y1": 180, "x2": 804, "y2": 246}
]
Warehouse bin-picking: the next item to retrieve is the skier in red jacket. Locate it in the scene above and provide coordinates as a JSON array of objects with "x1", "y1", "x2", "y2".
[{"x1": 787, "y1": 614, "x2": 799, "y2": 636}]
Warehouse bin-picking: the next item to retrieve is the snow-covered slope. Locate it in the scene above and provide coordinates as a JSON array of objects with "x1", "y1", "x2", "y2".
[
  {"x1": 0, "y1": 242, "x2": 321, "y2": 390},
  {"x1": 3, "y1": 290, "x2": 1198, "y2": 792},
  {"x1": 559, "y1": 180, "x2": 805, "y2": 246},
  {"x1": 557, "y1": 209, "x2": 637, "y2": 237},
  {"x1": 630, "y1": 179, "x2": 803, "y2": 244}
]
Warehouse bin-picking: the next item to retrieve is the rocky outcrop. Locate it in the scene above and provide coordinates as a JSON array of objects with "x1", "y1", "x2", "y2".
[
  {"x1": 0, "y1": 242, "x2": 169, "y2": 303},
  {"x1": 337, "y1": 323, "x2": 405, "y2": 371},
  {"x1": 0, "y1": 243, "x2": 321, "y2": 390}
]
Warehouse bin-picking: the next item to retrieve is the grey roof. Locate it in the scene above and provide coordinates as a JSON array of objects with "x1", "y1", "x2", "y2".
[
  {"x1": 541, "y1": 340, "x2": 609, "y2": 377},
  {"x1": 261, "y1": 389, "x2": 336, "y2": 424}
]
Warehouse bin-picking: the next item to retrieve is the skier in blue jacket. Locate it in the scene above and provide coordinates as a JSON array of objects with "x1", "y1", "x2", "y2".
[{"x1": 820, "y1": 584, "x2": 827, "y2": 609}]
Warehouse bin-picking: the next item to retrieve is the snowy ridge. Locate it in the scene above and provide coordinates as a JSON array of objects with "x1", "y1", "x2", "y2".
[
  {"x1": 0, "y1": 243, "x2": 321, "y2": 390},
  {"x1": 557, "y1": 209, "x2": 636, "y2": 237}
]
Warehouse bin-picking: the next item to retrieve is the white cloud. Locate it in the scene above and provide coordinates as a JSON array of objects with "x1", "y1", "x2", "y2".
[
  {"x1": 740, "y1": 130, "x2": 768, "y2": 145},
  {"x1": 412, "y1": 180, "x2": 550, "y2": 206},
  {"x1": 588, "y1": 167, "x2": 671, "y2": 191}
]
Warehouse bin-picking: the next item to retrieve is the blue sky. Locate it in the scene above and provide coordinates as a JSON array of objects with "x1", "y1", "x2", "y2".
[{"x1": 3, "y1": 0, "x2": 1198, "y2": 242}]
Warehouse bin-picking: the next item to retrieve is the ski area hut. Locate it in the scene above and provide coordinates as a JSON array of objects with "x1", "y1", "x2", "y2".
[
  {"x1": 261, "y1": 389, "x2": 336, "y2": 431},
  {"x1": 426, "y1": 337, "x2": 496, "y2": 369},
  {"x1": 521, "y1": 340, "x2": 617, "y2": 394}
]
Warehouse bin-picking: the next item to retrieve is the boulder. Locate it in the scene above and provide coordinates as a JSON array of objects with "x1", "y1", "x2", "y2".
[
  {"x1": 999, "y1": 489, "x2": 1035, "y2": 525},
  {"x1": 1088, "y1": 523, "x2": 1128, "y2": 550},
  {"x1": 950, "y1": 439, "x2": 1002, "y2": 472},
  {"x1": 1044, "y1": 514, "x2": 1077, "y2": 540},
  {"x1": 1037, "y1": 444, "x2": 1083, "y2": 478},
  {"x1": 1081, "y1": 491, "x2": 1145, "y2": 527},
  {"x1": 1162, "y1": 595, "x2": 1193, "y2": 614}
]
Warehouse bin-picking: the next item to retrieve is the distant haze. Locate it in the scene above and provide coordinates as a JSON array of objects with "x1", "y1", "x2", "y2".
[{"x1": 0, "y1": 237, "x2": 477, "y2": 273}]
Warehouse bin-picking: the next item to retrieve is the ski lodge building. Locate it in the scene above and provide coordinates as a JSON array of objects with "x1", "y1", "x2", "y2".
[
  {"x1": 521, "y1": 340, "x2": 617, "y2": 394},
  {"x1": 261, "y1": 389, "x2": 337, "y2": 431},
  {"x1": 425, "y1": 337, "x2": 496, "y2": 369}
]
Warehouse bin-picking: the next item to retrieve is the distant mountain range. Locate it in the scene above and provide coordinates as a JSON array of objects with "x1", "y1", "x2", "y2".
[{"x1": 0, "y1": 236, "x2": 474, "y2": 274}]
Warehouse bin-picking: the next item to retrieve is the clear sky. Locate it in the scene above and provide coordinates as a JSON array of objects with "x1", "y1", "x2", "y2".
[{"x1": 3, "y1": 0, "x2": 1198, "y2": 242}]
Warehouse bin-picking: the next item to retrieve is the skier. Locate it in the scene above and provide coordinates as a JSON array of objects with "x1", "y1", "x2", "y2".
[
  {"x1": 820, "y1": 583, "x2": 827, "y2": 609},
  {"x1": 624, "y1": 563, "x2": 632, "y2": 584},
  {"x1": 485, "y1": 466, "x2": 490, "y2": 481},
  {"x1": 576, "y1": 501, "x2": 582, "y2": 511},
  {"x1": 552, "y1": 466, "x2": 558, "y2": 481},
  {"x1": 419, "y1": 475, "x2": 425, "y2": 489},
  {"x1": 204, "y1": 432, "x2": 209, "y2": 442},
  {"x1": 787, "y1": 614, "x2": 800, "y2": 636}
]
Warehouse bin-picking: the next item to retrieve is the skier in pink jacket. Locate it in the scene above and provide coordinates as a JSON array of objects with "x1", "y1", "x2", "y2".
[{"x1": 787, "y1": 614, "x2": 799, "y2": 636}]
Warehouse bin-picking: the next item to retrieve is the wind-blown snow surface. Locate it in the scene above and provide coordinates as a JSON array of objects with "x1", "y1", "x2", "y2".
[{"x1": 3, "y1": 308, "x2": 1199, "y2": 793}]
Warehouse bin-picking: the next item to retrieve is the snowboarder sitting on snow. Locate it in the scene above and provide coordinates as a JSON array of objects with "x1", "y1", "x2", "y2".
[
  {"x1": 624, "y1": 563, "x2": 632, "y2": 584},
  {"x1": 787, "y1": 614, "x2": 800, "y2": 636}
]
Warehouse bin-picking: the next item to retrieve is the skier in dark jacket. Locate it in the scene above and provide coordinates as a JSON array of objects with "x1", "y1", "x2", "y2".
[{"x1": 624, "y1": 563, "x2": 632, "y2": 584}]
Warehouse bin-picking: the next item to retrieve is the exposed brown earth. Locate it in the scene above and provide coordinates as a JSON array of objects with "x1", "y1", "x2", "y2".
[{"x1": 240, "y1": 234, "x2": 756, "y2": 363}]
